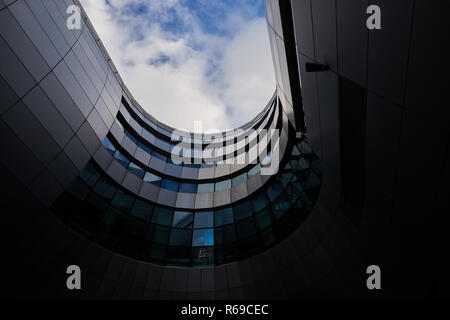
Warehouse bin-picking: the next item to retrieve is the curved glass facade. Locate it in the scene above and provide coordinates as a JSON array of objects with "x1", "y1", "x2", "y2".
[{"x1": 53, "y1": 134, "x2": 321, "y2": 267}]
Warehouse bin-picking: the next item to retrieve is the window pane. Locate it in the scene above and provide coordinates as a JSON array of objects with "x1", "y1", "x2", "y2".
[
  {"x1": 267, "y1": 181, "x2": 283, "y2": 201},
  {"x1": 192, "y1": 247, "x2": 214, "y2": 266},
  {"x1": 111, "y1": 190, "x2": 134, "y2": 210},
  {"x1": 114, "y1": 149, "x2": 129, "y2": 168},
  {"x1": 124, "y1": 130, "x2": 137, "y2": 143},
  {"x1": 233, "y1": 200, "x2": 252, "y2": 221},
  {"x1": 128, "y1": 162, "x2": 145, "y2": 178},
  {"x1": 235, "y1": 218, "x2": 256, "y2": 240},
  {"x1": 137, "y1": 141, "x2": 151, "y2": 154},
  {"x1": 272, "y1": 193, "x2": 290, "y2": 220},
  {"x1": 169, "y1": 229, "x2": 192, "y2": 246},
  {"x1": 160, "y1": 179, "x2": 179, "y2": 192},
  {"x1": 255, "y1": 209, "x2": 271, "y2": 230},
  {"x1": 248, "y1": 163, "x2": 261, "y2": 176},
  {"x1": 232, "y1": 173, "x2": 247, "y2": 187},
  {"x1": 143, "y1": 172, "x2": 161, "y2": 186},
  {"x1": 194, "y1": 211, "x2": 214, "y2": 229},
  {"x1": 251, "y1": 191, "x2": 269, "y2": 213},
  {"x1": 197, "y1": 183, "x2": 214, "y2": 193},
  {"x1": 215, "y1": 179, "x2": 231, "y2": 192},
  {"x1": 130, "y1": 199, "x2": 153, "y2": 221},
  {"x1": 152, "y1": 150, "x2": 166, "y2": 162},
  {"x1": 151, "y1": 207, "x2": 173, "y2": 226},
  {"x1": 214, "y1": 208, "x2": 234, "y2": 226},
  {"x1": 80, "y1": 162, "x2": 99, "y2": 187},
  {"x1": 151, "y1": 225, "x2": 170, "y2": 244},
  {"x1": 179, "y1": 183, "x2": 197, "y2": 194},
  {"x1": 215, "y1": 224, "x2": 235, "y2": 245},
  {"x1": 102, "y1": 136, "x2": 115, "y2": 155},
  {"x1": 172, "y1": 211, "x2": 193, "y2": 228},
  {"x1": 192, "y1": 229, "x2": 214, "y2": 246},
  {"x1": 93, "y1": 176, "x2": 116, "y2": 199}
]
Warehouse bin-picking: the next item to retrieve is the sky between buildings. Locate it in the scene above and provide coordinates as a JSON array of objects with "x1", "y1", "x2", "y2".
[{"x1": 80, "y1": 0, "x2": 276, "y2": 132}]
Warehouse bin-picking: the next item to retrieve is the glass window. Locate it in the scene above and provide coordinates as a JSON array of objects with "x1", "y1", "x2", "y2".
[
  {"x1": 164, "y1": 163, "x2": 183, "y2": 177},
  {"x1": 114, "y1": 149, "x2": 129, "y2": 168},
  {"x1": 142, "y1": 129, "x2": 155, "y2": 144},
  {"x1": 111, "y1": 190, "x2": 134, "y2": 210},
  {"x1": 130, "y1": 199, "x2": 153, "y2": 221},
  {"x1": 192, "y1": 247, "x2": 214, "y2": 266},
  {"x1": 160, "y1": 179, "x2": 179, "y2": 192},
  {"x1": 215, "y1": 179, "x2": 231, "y2": 192},
  {"x1": 137, "y1": 141, "x2": 151, "y2": 154},
  {"x1": 93, "y1": 176, "x2": 116, "y2": 199},
  {"x1": 272, "y1": 193, "x2": 290, "y2": 220},
  {"x1": 124, "y1": 129, "x2": 137, "y2": 143},
  {"x1": 151, "y1": 207, "x2": 173, "y2": 226},
  {"x1": 235, "y1": 218, "x2": 256, "y2": 240},
  {"x1": 251, "y1": 191, "x2": 269, "y2": 213},
  {"x1": 194, "y1": 211, "x2": 214, "y2": 229},
  {"x1": 128, "y1": 162, "x2": 145, "y2": 178},
  {"x1": 267, "y1": 181, "x2": 283, "y2": 201},
  {"x1": 80, "y1": 162, "x2": 99, "y2": 187},
  {"x1": 248, "y1": 164, "x2": 261, "y2": 177},
  {"x1": 179, "y1": 183, "x2": 197, "y2": 194},
  {"x1": 192, "y1": 229, "x2": 214, "y2": 247},
  {"x1": 151, "y1": 150, "x2": 166, "y2": 162},
  {"x1": 102, "y1": 136, "x2": 115, "y2": 155},
  {"x1": 214, "y1": 208, "x2": 234, "y2": 226},
  {"x1": 255, "y1": 209, "x2": 272, "y2": 230},
  {"x1": 151, "y1": 225, "x2": 170, "y2": 245},
  {"x1": 233, "y1": 200, "x2": 252, "y2": 221},
  {"x1": 143, "y1": 172, "x2": 161, "y2": 186},
  {"x1": 172, "y1": 211, "x2": 194, "y2": 228},
  {"x1": 215, "y1": 224, "x2": 235, "y2": 245},
  {"x1": 232, "y1": 173, "x2": 247, "y2": 187},
  {"x1": 169, "y1": 229, "x2": 193, "y2": 246},
  {"x1": 197, "y1": 183, "x2": 214, "y2": 193}
]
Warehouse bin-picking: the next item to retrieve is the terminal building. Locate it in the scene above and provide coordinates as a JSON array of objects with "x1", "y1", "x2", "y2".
[{"x1": 0, "y1": 0, "x2": 448, "y2": 298}]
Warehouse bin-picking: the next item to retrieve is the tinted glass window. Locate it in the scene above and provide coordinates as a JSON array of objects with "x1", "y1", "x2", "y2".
[
  {"x1": 215, "y1": 224, "x2": 235, "y2": 245},
  {"x1": 169, "y1": 229, "x2": 192, "y2": 246},
  {"x1": 152, "y1": 207, "x2": 173, "y2": 226},
  {"x1": 194, "y1": 211, "x2": 214, "y2": 229},
  {"x1": 143, "y1": 172, "x2": 161, "y2": 186},
  {"x1": 124, "y1": 129, "x2": 137, "y2": 143},
  {"x1": 114, "y1": 149, "x2": 129, "y2": 168},
  {"x1": 111, "y1": 190, "x2": 134, "y2": 210},
  {"x1": 251, "y1": 191, "x2": 269, "y2": 212},
  {"x1": 172, "y1": 211, "x2": 194, "y2": 228},
  {"x1": 102, "y1": 136, "x2": 115, "y2": 155},
  {"x1": 233, "y1": 200, "x2": 252, "y2": 221},
  {"x1": 197, "y1": 183, "x2": 214, "y2": 193},
  {"x1": 130, "y1": 199, "x2": 153, "y2": 221},
  {"x1": 214, "y1": 208, "x2": 234, "y2": 226},
  {"x1": 248, "y1": 164, "x2": 261, "y2": 176},
  {"x1": 160, "y1": 179, "x2": 179, "y2": 192},
  {"x1": 192, "y1": 229, "x2": 214, "y2": 247},
  {"x1": 137, "y1": 141, "x2": 151, "y2": 154},
  {"x1": 215, "y1": 179, "x2": 231, "y2": 192},
  {"x1": 128, "y1": 162, "x2": 145, "y2": 178},
  {"x1": 179, "y1": 183, "x2": 197, "y2": 194},
  {"x1": 152, "y1": 150, "x2": 166, "y2": 162},
  {"x1": 232, "y1": 173, "x2": 247, "y2": 187}
]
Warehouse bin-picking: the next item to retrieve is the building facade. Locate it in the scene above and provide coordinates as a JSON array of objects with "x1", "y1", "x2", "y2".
[{"x1": 0, "y1": 0, "x2": 449, "y2": 299}]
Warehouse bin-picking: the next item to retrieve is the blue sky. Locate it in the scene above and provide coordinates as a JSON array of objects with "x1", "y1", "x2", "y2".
[{"x1": 80, "y1": 0, "x2": 275, "y2": 131}]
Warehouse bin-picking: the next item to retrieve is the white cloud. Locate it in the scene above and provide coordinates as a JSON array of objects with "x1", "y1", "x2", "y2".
[{"x1": 79, "y1": 0, "x2": 275, "y2": 132}]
